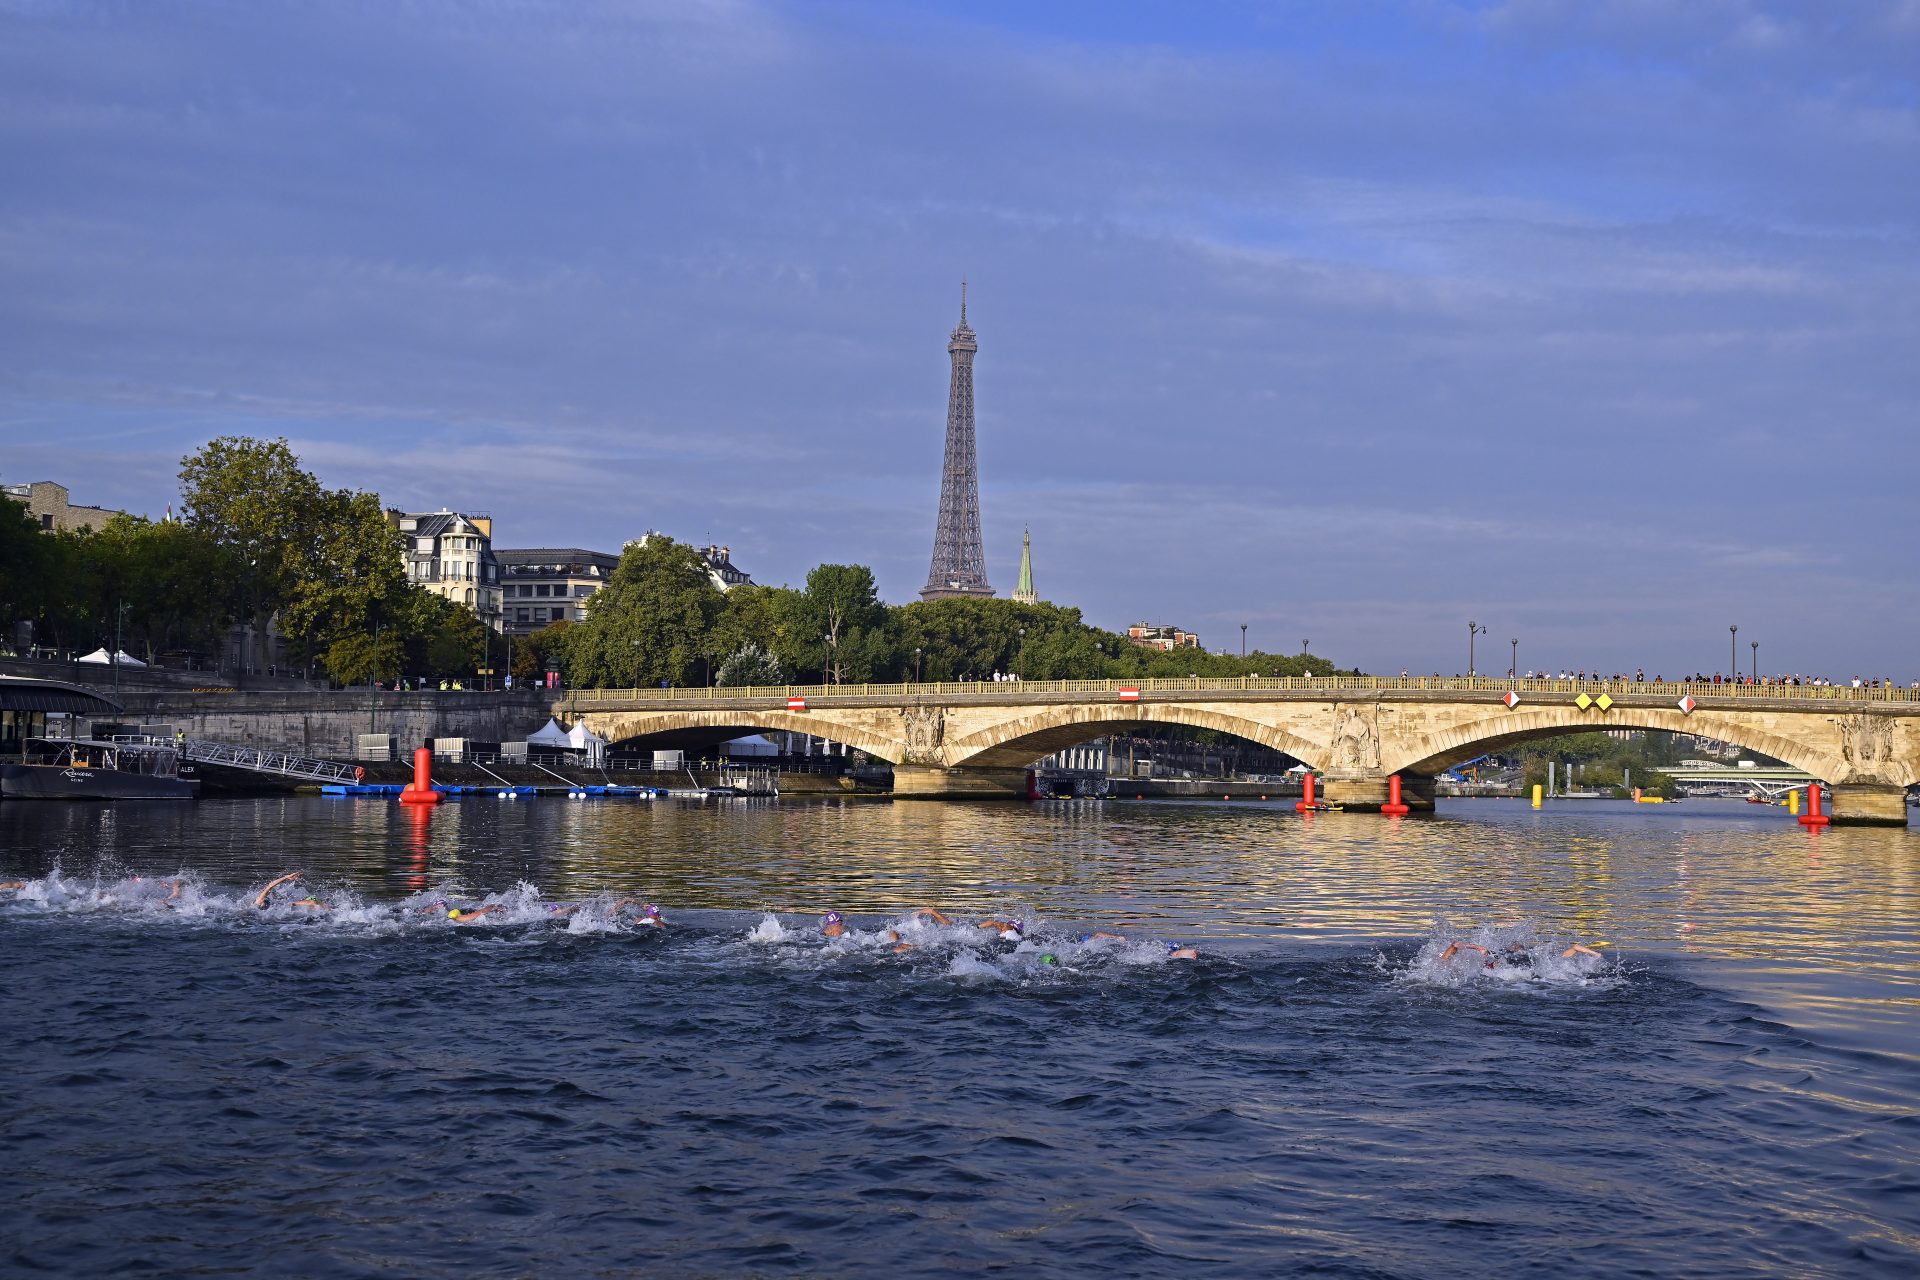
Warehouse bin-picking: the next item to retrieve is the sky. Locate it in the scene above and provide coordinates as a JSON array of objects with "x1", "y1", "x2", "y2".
[{"x1": 2, "y1": 0, "x2": 1916, "y2": 679}]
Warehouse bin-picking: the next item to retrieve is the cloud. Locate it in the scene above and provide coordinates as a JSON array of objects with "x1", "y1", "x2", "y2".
[{"x1": 1, "y1": 0, "x2": 1915, "y2": 677}]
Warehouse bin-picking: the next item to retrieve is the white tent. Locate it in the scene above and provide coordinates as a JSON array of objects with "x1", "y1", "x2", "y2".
[
  {"x1": 77, "y1": 648, "x2": 146, "y2": 667},
  {"x1": 567, "y1": 721, "x2": 608, "y2": 765},
  {"x1": 526, "y1": 718, "x2": 573, "y2": 748},
  {"x1": 722, "y1": 734, "x2": 779, "y2": 758}
]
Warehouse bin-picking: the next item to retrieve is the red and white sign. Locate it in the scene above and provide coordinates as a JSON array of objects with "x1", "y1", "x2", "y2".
[
  {"x1": 1118, "y1": 687, "x2": 1141, "y2": 702},
  {"x1": 1502, "y1": 691, "x2": 1521, "y2": 709},
  {"x1": 787, "y1": 697, "x2": 807, "y2": 711},
  {"x1": 1677, "y1": 695, "x2": 1696, "y2": 715}
]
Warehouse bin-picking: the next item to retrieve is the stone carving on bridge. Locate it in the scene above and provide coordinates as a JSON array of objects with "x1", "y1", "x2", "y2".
[
  {"x1": 902, "y1": 707, "x2": 947, "y2": 765},
  {"x1": 1327, "y1": 704, "x2": 1381, "y2": 773},
  {"x1": 1837, "y1": 714, "x2": 1898, "y2": 782}
]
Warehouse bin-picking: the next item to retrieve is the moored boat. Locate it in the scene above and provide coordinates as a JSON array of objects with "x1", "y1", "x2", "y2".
[{"x1": 0, "y1": 737, "x2": 199, "y2": 800}]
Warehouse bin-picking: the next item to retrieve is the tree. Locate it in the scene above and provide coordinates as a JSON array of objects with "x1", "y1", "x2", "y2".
[
  {"x1": 398, "y1": 590, "x2": 487, "y2": 683},
  {"x1": 277, "y1": 487, "x2": 411, "y2": 674},
  {"x1": 563, "y1": 536, "x2": 723, "y2": 687},
  {"x1": 511, "y1": 619, "x2": 572, "y2": 685},
  {"x1": 796, "y1": 564, "x2": 890, "y2": 683},
  {"x1": 177, "y1": 436, "x2": 324, "y2": 631},
  {"x1": 715, "y1": 641, "x2": 784, "y2": 687},
  {"x1": 0, "y1": 496, "x2": 56, "y2": 651}
]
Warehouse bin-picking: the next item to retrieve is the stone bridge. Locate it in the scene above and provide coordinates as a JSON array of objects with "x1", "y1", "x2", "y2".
[{"x1": 562, "y1": 676, "x2": 1920, "y2": 825}]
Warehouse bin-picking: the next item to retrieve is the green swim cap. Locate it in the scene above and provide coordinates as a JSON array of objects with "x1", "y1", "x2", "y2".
[{"x1": 1039, "y1": 953, "x2": 1057, "y2": 966}]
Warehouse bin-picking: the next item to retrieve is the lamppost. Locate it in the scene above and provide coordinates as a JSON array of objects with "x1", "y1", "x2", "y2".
[
  {"x1": 1467, "y1": 620, "x2": 1486, "y2": 676},
  {"x1": 1240, "y1": 623, "x2": 1248, "y2": 658},
  {"x1": 823, "y1": 633, "x2": 836, "y2": 684},
  {"x1": 913, "y1": 646, "x2": 923, "y2": 684},
  {"x1": 112, "y1": 599, "x2": 129, "y2": 695},
  {"x1": 1751, "y1": 640, "x2": 1758, "y2": 683},
  {"x1": 1730, "y1": 624, "x2": 1738, "y2": 677},
  {"x1": 1016, "y1": 626, "x2": 1027, "y2": 680},
  {"x1": 1510, "y1": 638, "x2": 1519, "y2": 678}
]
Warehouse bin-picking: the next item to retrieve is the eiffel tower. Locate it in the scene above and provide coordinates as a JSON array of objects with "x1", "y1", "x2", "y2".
[{"x1": 921, "y1": 283, "x2": 995, "y2": 600}]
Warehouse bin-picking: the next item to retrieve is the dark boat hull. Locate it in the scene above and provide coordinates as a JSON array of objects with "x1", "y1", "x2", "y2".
[{"x1": 0, "y1": 763, "x2": 198, "y2": 800}]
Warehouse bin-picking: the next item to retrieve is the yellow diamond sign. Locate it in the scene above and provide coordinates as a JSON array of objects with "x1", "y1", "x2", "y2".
[
  {"x1": 1595, "y1": 693, "x2": 1613, "y2": 711},
  {"x1": 1575, "y1": 693, "x2": 1593, "y2": 710}
]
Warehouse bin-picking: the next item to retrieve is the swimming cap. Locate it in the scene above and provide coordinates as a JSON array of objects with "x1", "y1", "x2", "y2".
[
  {"x1": 1079, "y1": 933, "x2": 1093, "y2": 943},
  {"x1": 1039, "y1": 953, "x2": 1058, "y2": 966},
  {"x1": 823, "y1": 910, "x2": 843, "y2": 924},
  {"x1": 448, "y1": 908, "x2": 462, "y2": 919},
  {"x1": 1009, "y1": 920, "x2": 1025, "y2": 933}
]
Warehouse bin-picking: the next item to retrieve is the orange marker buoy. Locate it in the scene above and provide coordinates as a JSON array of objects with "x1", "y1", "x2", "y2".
[
  {"x1": 399, "y1": 746, "x2": 442, "y2": 805},
  {"x1": 1381, "y1": 773, "x2": 1410, "y2": 816},
  {"x1": 1295, "y1": 772, "x2": 1317, "y2": 812}
]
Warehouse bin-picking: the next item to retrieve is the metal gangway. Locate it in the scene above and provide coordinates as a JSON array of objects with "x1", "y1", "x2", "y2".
[{"x1": 178, "y1": 738, "x2": 360, "y2": 784}]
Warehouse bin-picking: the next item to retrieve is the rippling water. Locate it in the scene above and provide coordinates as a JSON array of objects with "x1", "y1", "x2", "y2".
[{"x1": 2, "y1": 796, "x2": 1917, "y2": 1276}]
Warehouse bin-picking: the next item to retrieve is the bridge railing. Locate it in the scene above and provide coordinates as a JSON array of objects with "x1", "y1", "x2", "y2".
[{"x1": 561, "y1": 675, "x2": 1920, "y2": 704}]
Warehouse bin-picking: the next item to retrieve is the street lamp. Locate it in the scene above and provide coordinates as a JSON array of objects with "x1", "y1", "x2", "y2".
[
  {"x1": 1730, "y1": 624, "x2": 1738, "y2": 677},
  {"x1": 913, "y1": 646, "x2": 923, "y2": 684},
  {"x1": 1016, "y1": 626, "x2": 1027, "y2": 680},
  {"x1": 1510, "y1": 638, "x2": 1518, "y2": 678},
  {"x1": 112, "y1": 599, "x2": 129, "y2": 695},
  {"x1": 1240, "y1": 623, "x2": 1248, "y2": 657},
  {"x1": 1751, "y1": 640, "x2": 1759, "y2": 683},
  {"x1": 1467, "y1": 620, "x2": 1486, "y2": 676},
  {"x1": 823, "y1": 633, "x2": 836, "y2": 684}
]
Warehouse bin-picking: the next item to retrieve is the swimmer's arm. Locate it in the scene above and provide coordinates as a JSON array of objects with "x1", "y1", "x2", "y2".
[
  {"x1": 166, "y1": 879, "x2": 185, "y2": 901},
  {"x1": 254, "y1": 872, "x2": 300, "y2": 908},
  {"x1": 1562, "y1": 944, "x2": 1603, "y2": 959},
  {"x1": 912, "y1": 909, "x2": 953, "y2": 926},
  {"x1": 0, "y1": 880, "x2": 26, "y2": 891},
  {"x1": 452, "y1": 905, "x2": 503, "y2": 923}
]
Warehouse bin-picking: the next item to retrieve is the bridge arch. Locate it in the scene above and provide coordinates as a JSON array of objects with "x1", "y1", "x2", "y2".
[
  {"x1": 1385, "y1": 707, "x2": 1839, "y2": 781},
  {"x1": 942, "y1": 703, "x2": 1323, "y2": 771},
  {"x1": 576, "y1": 709, "x2": 907, "y2": 764}
]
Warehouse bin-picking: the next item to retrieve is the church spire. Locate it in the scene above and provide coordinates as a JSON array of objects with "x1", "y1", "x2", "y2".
[{"x1": 1012, "y1": 528, "x2": 1036, "y2": 604}]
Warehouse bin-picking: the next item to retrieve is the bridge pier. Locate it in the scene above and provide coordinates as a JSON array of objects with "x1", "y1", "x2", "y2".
[
  {"x1": 891, "y1": 765, "x2": 1032, "y2": 800},
  {"x1": 1323, "y1": 773, "x2": 1435, "y2": 814},
  {"x1": 1829, "y1": 784, "x2": 1909, "y2": 827}
]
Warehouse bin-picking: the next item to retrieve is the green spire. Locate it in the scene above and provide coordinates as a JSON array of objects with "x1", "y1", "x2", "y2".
[{"x1": 1013, "y1": 528, "x2": 1036, "y2": 604}]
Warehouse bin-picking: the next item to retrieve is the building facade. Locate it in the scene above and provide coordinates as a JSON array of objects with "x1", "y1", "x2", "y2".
[
  {"x1": 389, "y1": 510, "x2": 502, "y2": 629},
  {"x1": 3, "y1": 481, "x2": 124, "y2": 534},
  {"x1": 1127, "y1": 622, "x2": 1200, "y2": 651},
  {"x1": 497, "y1": 548, "x2": 619, "y2": 636}
]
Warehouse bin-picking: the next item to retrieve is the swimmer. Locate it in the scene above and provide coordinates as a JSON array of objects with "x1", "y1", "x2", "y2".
[
  {"x1": 1166, "y1": 943, "x2": 1198, "y2": 961},
  {"x1": 253, "y1": 871, "x2": 303, "y2": 909},
  {"x1": 165, "y1": 879, "x2": 185, "y2": 902},
  {"x1": 1561, "y1": 944, "x2": 1604, "y2": 961},
  {"x1": 447, "y1": 904, "x2": 503, "y2": 923},
  {"x1": 820, "y1": 910, "x2": 847, "y2": 938},
  {"x1": 614, "y1": 900, "x2": 665, "y2": 927},
  {"x1": 1080, "y1": 931, "x2": 1126, "y2": 943},
  {"x1": 1438, "y1": 941, "x2": 1490, "y2": 963},
  {"x1": 0, "y1": 880, "x2": 27, "y2": 892},
  {"x1": 908, "y1": 908, "x2": 953, "y2": 926},
  {"x1": 978, "y1": 918, "x2": 1025, "y2": 940}
]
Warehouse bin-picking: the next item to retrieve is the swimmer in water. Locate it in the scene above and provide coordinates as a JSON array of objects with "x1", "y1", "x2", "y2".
[
  {"x1": 1167, "y1": 943, "x2": 1198, "y2": 961},
  {"x1": 447, "y1": 904, "x2": 503, "y2": 923},
  {"x1": 1080, "y1": 930, "x2": 1126, "y2": 943},
  {"x1": 820, "y1": 910, "x2": 848, "y2": 938},
  {"x1": 1562, "y1": 943, "x2": 1604, "y2": 961},
  {"x1": 253, "y1": 872, "x2": 325, "y2": 910},
  {"x1": 613, "y1": 899, "x2": 665, "y2": 927},
  {"x1": 908, "y1": 908, "x2": 953, "y2": 926},
  {"x1": 0, "y1": 880, "x2": 27, "y2": 892},
  {"x1": 978, "y1": 918, "x2": 1024, "y2": 940}
]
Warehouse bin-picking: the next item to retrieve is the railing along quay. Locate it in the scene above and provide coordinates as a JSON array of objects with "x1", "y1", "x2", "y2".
[{"x1": 563, "y1": 675, "x2": 1920, "y2": 706}]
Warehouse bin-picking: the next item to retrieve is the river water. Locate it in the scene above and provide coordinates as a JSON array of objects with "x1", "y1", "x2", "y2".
[{"x1": 2, "y1": 795, "x2": 1916, "y2": 1277}]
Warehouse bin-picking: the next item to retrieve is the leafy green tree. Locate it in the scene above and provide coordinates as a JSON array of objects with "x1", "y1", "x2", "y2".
[
  {"x1": 796, "y1": 564, "x2": 890, "y2": 683},
  {"x1": 277, "y1": 487, "x2": 411, "y2": 673},
  {"x1": 563, "y1": 536, "x2": 723, "y2": 687},
  {"x1": 0, "y1": 496, "x2": 55, "y2": 649},
  {"x1": 510, "y1": 619, "x2": 572, "y2": 685},
  {"x1": 178, "y1": 436, "x2": 325, "y2": 629},
  {"x1": 398, "y1": 590, "x2": 487, "y2": 684}
]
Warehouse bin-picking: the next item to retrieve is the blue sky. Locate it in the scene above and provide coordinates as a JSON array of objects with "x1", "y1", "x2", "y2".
[{"x1": 2, "y1": 0, "x2": 1915, "y2": 678}]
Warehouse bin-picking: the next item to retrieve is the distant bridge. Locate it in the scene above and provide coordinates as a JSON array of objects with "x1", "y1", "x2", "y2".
[{"x1": 563, "y1": 676, "x2": 1920, "y2": 825}]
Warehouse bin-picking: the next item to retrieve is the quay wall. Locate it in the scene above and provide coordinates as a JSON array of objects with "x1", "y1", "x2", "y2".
[{"x1": 90, "y1": 689, "x2": 554, "y2": 758}]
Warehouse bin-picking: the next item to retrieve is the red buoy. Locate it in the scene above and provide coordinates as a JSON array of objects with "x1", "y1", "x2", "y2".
[
  {"x1": 1382, "y1": 773, "x2": 1410, "y2": 816},
  {"x1": 1798, "y1": 782, "x2": 1829, "y2": 827},
  {"x1": 1295, "y1": 772, "x2": 1317, "y2": 812},
  {"x1": 399, "y1": 746, "x2": 442, "y2": 805}
]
